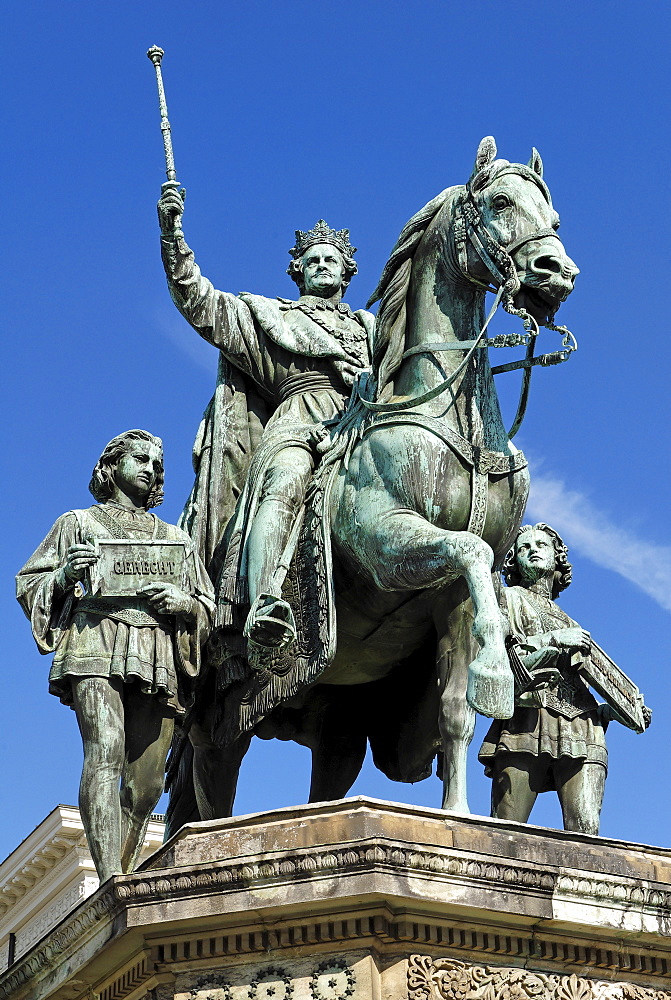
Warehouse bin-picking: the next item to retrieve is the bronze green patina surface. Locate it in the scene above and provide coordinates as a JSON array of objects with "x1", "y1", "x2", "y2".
[
  {"x1": 158, "y1": 136, "x2": 581, "y2": 827},
  {"x1": 479, "y1": 523, "x2": 650, "y2": 834},
  {"x1": 16, "y1": 430, "x2": 215, "y2": 880}
]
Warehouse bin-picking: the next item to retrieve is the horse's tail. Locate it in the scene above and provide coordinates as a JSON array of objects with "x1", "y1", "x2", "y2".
[{"x1": 164, "y1": 724, "x2": 200, "y2": 839}]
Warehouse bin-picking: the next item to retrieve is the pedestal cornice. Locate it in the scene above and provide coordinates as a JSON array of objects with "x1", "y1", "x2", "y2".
[{"x1": 1, "y1": 798, "x2": 669, "y2": 1000}]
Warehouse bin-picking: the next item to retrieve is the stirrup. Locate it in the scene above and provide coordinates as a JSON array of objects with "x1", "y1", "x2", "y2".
[{"x1": 244, "y1": 594, "x2": 296, "y2": 650}]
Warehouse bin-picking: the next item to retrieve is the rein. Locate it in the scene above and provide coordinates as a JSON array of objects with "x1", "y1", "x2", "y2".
[
  {"x1": 359, "y1": 286, "x2": 504, "y2": 414},
  {"x1": 359, "y1": 172, "x2": 577, "y2": 436}
]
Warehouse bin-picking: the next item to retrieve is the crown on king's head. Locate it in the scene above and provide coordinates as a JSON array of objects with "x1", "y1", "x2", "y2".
[{"x1": 289, "y1": 220, "x2": 357, "y2": 260}]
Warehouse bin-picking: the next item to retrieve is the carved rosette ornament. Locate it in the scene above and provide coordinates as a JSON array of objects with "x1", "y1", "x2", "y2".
[{"x1": 408, "y1": 956, "x2": 671, "y2": 1000}]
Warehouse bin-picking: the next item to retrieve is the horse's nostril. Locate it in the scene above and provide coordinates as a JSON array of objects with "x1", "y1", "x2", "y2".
[{"x1": 533, "y1": 254, "x2": 563, "y2": 275}]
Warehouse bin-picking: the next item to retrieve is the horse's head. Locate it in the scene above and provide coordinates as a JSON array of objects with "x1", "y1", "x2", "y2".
[
  {"x1": 367, "y1": 138, "x2": 580, "y2": 395},
  {"x1": 458, "y1": 136, "x2": 578, "y2": 327}
]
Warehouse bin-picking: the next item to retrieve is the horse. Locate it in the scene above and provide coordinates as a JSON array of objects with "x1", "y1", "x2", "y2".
[{"x1": 168, "y1": 136, "x2": 578, "y2": 833}]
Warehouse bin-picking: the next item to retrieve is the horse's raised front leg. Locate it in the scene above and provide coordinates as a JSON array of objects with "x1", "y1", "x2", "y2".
[
  {"x1": 347, "y1": 503, "x2": 513, "y2": 719},
  {"x1": 433, "y1": 581, "x2": 477, "y2": 812}
]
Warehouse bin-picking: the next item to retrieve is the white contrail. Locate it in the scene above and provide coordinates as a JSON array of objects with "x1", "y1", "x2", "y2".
[
  {"x1": 153, "y1": 307, "x2": 217, "y2": 375},
  {"x1": 526, "y1": 473, "x2": 671, "y2": 613}
]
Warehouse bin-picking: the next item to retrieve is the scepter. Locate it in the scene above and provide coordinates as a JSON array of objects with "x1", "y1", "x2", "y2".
[{"x1": 147, "y1": 45, "x2": 184, "y2": 236}]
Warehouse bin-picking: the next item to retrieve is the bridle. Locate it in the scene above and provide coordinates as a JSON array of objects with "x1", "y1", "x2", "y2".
[{"x1": 359, "y1": 166, "x2": 577, "y2": 438}]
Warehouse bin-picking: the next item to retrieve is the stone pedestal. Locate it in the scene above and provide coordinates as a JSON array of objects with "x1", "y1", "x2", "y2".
[{"x1": 1, "y1": 797, "x2": 670, "y2": 1000}]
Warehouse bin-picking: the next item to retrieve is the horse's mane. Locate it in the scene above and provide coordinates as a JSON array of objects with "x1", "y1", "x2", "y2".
[{"x1": 367, "y1": 186, "x2": 458, "y2": 392}]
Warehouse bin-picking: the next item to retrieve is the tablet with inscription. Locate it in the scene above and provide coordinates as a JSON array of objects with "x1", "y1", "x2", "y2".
[
  {"x1": 574, "y1": 642, "x2": 647, "y2": 733},
  {"x1": 89, "y1": 539, "x2": 187, "y2": 597}
]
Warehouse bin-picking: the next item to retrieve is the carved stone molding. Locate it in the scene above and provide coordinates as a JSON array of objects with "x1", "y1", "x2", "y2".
[
  {"x1": 148, "y1": 915, "x2": 670, "y2": 981},
  {"x1": 5, "y1": 890, "x2": 671, "y2": 1000},
  {"x1": 556, "y1": 873, "x2": 671, "y2": 912},
  {"x1": 119, "y1": 839, "x2": 671, "y2": 921},
  {"x1": 120, "y1": 841, "x2": 553, "y2": 903},
  {"x1": 408, "y1": 955, "x2": 671, "y2": 1000},
  {"x1": 0, "y1": 887, "x2": 117, "y2": 1000}
]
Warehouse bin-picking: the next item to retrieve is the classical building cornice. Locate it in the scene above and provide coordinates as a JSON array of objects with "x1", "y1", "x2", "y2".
[
  {"x1": 0, "y1": 807, "x2": 166, "y2": 920},
  {"x1": 0, "y1": 807, "x2": 86, "y2": 918},
  {"x1": 0, "y1": 805, "x2": 166, "y2": 975}
]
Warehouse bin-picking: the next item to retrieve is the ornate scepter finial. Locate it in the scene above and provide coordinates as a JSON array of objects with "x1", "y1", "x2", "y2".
[{"x1": 147, "y1": 45, "x2": 165, "y2": 66}]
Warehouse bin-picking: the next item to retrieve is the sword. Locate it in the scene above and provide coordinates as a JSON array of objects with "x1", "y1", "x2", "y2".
[{"x1": 147, "y1": 45, "x2": 184, "y2": 236}]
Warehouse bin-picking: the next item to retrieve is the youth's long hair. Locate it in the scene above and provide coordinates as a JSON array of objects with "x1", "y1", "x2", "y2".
[
  {"x1": 502, "y1": 522, "x2": 572, "y2": 599},
  {"x1": 89, "y1": 429, "x2": 164, "y2": 509}
]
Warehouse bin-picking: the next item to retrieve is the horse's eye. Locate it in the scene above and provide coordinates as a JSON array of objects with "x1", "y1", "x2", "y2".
[{"x1": 492, "y1": 196, "x2": 510, "y2": 211}]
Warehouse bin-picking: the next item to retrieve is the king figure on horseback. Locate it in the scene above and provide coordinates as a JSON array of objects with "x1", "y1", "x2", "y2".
[
  {"x1": 159, "y1": 137, "x2": 581, "y2": 827},
  {"x1": 158, "y1": 191, "x2": 374, "y2": 819},
  {"x1": 158, "y1": 193, "x2": 373, "y2": 649}
]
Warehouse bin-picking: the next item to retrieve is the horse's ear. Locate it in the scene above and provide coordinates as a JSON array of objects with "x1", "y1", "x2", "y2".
[
  {"x1": 528, "y1": 148, "x2": 543, "y2": 178},
  {"x1": 474, "y1": 136, "x2": 497, "y2": 174}
]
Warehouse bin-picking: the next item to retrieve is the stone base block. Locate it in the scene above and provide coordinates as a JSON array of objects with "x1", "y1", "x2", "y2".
[{"x1": 1, "y1": 798, "x2": 670, "y2": 1000}]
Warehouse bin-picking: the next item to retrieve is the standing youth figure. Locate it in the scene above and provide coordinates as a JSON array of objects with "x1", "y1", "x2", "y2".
[
  {"x1": 479, "y1": 523, "x2": 648, "y2": 835},
  {"x1": 17, "y1": 430, "x2": 214, "y2": 880}
]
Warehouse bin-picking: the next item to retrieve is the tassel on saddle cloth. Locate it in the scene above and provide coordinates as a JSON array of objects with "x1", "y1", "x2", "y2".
[{"x1": 361, "y1": 413, "x2": 529, "y2": 537}]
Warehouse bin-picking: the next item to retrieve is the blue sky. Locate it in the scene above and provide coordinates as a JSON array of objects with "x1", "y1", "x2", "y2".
[{"x1": 2, "y1": 1, "x2": 669, "y2": 860}]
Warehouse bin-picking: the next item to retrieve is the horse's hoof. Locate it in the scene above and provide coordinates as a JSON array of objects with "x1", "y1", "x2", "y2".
[
  {"x1": 466, "y1": 667, "x2": 514, "y2": 719},
  {"x1": 442, "y1": 802, "x2": 472, "y2": 816},
  {"x1": 244, "y1": 595, "x2": 296, "y2": 650}
]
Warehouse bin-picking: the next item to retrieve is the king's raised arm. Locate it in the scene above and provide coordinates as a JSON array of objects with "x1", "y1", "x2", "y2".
[{"x1": 157, "y1": 186, "x2": 263, "y2": 378}]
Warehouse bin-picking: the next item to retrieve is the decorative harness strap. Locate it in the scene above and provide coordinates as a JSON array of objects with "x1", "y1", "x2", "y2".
[
  {"x1": 359, "y1": 165, "x2": 577, "y2": 438},
  {"x1": 453, "y1": 174, "x2": 576, "y2": 438},
  {"x1": 361, "y1": 411, "x2": 528, "y2": 538},
  {"x1": 359, "y1": 286, "x2": 505, "y2": 414}
]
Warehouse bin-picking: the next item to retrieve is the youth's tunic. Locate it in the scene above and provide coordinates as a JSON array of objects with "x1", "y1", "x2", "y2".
[
  {"x1": 479, "y1": 586, "x2": 607, "y2": 787},
  {"x1": 16, "y1": 503, "x2": 215, "y2": 714}
]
